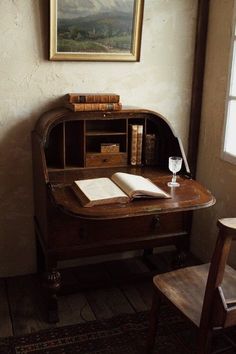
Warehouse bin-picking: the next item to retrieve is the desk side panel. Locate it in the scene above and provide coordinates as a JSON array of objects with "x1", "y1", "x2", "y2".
[{"x1": 31, "y1": 131, "x2": 49, "y2": 245}]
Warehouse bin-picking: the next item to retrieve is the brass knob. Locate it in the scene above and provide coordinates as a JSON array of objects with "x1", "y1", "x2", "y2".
[{"x1": 152, "y1": 215, "x2": 160, "y2": 230}]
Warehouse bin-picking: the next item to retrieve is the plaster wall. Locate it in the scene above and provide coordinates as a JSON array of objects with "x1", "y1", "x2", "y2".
[
  {"x1": 191, "y1": 0, "x2": 236, "y2": 267},
  {"x1": 0, "y1": 0, "x2": 197, "y2": 276}
]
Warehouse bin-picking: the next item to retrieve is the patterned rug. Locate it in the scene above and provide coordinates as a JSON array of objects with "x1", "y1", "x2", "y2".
[{"x1": 1, "y1": 306, "x2": 236, "y2": 354}]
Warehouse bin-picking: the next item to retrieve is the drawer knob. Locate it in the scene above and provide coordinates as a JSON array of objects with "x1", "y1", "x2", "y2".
[
  {"x1": 152, "y1": 216, "x2": 160, "y2": 230},
  {"x1": 102, "y1": 158, "x2": 108, "y2": 163}
]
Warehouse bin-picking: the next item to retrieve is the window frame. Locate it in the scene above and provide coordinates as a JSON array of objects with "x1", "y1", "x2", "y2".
[{"x1": 221, "y1": 3, "x2": 236, "y2": 165}]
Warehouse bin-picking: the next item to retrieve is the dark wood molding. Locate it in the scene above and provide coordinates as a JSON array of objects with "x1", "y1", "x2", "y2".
[{"x1": 187, "y1": 0, "x2": 210, "y2": 177}]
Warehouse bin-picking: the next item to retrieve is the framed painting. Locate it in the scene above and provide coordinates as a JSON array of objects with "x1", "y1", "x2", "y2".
[{"x1": 49, "y1": 0, "x2": 144, "y2": 62}]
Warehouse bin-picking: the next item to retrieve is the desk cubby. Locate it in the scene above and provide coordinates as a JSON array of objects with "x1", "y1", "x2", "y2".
[{"x1": 43, "y1": 108, "x2": 185, "y2": 172}]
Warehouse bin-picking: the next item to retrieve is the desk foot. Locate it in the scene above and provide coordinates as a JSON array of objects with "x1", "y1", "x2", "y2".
[
  {"x1": 48, "y1": 301, "x2": 59, "y2": 323},
  {"x1": 44, "y1": 270, "x2": 61, "y2": 323},
  {"x1": 172, "y1": 250, "x2": 187, "y2": 269},
  {"x1": 142, "y1": 249, "x2": 156, "y2": 270}
]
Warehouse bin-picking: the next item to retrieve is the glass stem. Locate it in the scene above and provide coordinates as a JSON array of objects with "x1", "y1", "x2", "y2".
[{"x1": 172, "y1": 173, "x2": 176, "y2": 184}]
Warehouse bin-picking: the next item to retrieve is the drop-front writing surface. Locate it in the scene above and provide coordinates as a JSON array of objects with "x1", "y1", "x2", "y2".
[
  {"x1": 32, "y1": 107, "x2": 215, "y2": 322},
  {"x1": 49, "y1": 167, "x2": 213, "y2": 219}
]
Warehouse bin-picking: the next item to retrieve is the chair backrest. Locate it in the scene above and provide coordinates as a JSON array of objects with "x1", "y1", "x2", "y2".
[{"x1": 200, "y1": 218, "x2": 236, "y2": 331}]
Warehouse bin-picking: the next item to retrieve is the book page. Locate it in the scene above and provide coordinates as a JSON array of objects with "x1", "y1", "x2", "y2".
[
  {"x1": 74, "y1": 177, "x2": 128, "y2": 202},
  {"x1": 111, "y1": 172, "x2": 170, "y2": 199}
]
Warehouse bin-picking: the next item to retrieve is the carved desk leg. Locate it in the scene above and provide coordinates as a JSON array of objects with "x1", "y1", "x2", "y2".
[
  {"x1": 172, "y1": 250, "x2": 188, "y2": 268},
  {"x1": 172, "y1": 212, "x2": 192, "y2": 269},
  {"x1": 142, "y1": 215, "x2": 159, "y2": 269},
  {"x1": 172, "y1": 235, "x2": 190, "y2": 269},
  {"x1": 43, "y1": 269, "x2": 61, "y2": 323}
]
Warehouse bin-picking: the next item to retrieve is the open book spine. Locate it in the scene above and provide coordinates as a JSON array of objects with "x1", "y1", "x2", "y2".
[
  {"x1": 129, "y1": 125, "x2": 138, "y2": 165},
  {"x1": 66, "y1": 102, "x2": 122, "y2": 112},
  {"x1": 136, "y1": 125, "x2": 143, "y2": 165},
  {"x1": 67, "y1": 93, "x2": 120, "y2": 103}
]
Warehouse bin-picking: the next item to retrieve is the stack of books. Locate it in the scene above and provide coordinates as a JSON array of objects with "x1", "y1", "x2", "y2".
[
  {"x1": 65, "y1": 93, "x2": 122, "y2": 112},
  {"x1": 129, "y1": 124, "x2": 143, "y2": 166}
]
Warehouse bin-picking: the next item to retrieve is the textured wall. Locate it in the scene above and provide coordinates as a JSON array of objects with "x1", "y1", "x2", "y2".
[
  {"x1": 191, "y1": 0, "x2": 236, "y2": 267},
  {"x1": 0, "y1": 0, "x2": 197, "y2": 276}
]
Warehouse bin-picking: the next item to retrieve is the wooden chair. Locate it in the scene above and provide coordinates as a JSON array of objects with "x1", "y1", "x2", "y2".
[{"x1": 146, "y1": 218, "x2": 236, "y2": 354}]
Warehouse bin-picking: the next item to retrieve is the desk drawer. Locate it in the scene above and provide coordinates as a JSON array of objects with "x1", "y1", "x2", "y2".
[
  {"x1": 86, "y1": 153, "x2": 127, "y2": 167},
  {"x1": 84, "y1": 212, "x2": 187, "y2": 243},
  {"x1": 47, "y1": 211, "x2": 188, "y2": 250}
]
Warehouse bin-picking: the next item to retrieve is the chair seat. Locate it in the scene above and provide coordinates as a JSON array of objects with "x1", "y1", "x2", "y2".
[{"x1": 153, "y1": 263, "x2": 236, "y2": 327}]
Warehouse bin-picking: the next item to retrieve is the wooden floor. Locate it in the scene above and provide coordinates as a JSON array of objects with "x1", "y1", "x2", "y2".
[{"x1": 0, "y1": 252, "x2": 186, "y2": 338}]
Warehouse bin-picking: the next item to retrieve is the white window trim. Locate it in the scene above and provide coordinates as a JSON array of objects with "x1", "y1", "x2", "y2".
[{"x1": 221, "y1": 2, "x2": 236, "y2": 164}]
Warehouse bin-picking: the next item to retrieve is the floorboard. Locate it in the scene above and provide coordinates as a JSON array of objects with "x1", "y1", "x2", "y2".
[
  {"x1": 134, "y1": 281, "x2": 154, "y2": 308},
  {"x1": 7, "y1": 275, "x2": 53, "y2": 336},
  {"x1": 2, "y1": 254, "x2": 236, "y2": 353},
  {"x1": 2, "y1": 253, "x2": 195, "y2": 337},
  {"x1": 0, "y1": 279, "x2": 12, "y2": 337},
  {"x1": 86, "y1": 287, "x2": 135, "y2": 319},
  {"x1": 59, "y1": 262, "x2": 112, "y2": 294},
  {"x1": 122, "y1": 280, "x2": 153, "y2": 311},
  {"x1": 58, "y1": 292, "x2": 95, "y2": 326},
  {"x1": 121, "y1": 284, "x2": 149, "y2": 312},
  {"x1": 104, "y1": 258, "x2": 152, "y2": 285}
]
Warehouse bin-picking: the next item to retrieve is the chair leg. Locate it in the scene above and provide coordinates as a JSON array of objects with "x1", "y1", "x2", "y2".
[
  {"x1": 196, "y1": 328, "x2": 212, "y2": 354},
  {"x1": 146, "y1": 292, "x2": 161, "y2": 354}
]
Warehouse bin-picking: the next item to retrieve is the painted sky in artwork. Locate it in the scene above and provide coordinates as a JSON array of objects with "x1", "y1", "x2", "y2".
[{"x1": 58, "y1": 0, "x2": 135, "y2": 19}]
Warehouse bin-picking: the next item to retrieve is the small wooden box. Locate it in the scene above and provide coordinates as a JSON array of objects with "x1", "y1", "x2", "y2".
[{"x1": 100, "y1": 143, "x2": 120, "y2": 153}]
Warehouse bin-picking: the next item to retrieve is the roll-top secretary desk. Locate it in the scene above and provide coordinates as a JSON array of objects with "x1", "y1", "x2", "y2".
[{"x1": 32, "y1": 107, "x2": 215, "y2": 322}]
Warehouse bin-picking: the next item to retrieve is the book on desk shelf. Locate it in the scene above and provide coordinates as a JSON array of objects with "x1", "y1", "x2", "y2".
[
  {"x1": 145, "y1": 134, "x2": 156, "y2": 165},
  {"x1": 66, "y1": 102, "x2": 122, "y2": 112},
  {"x1": 129, "y1": 124, "x2": 143, "y2": 165},
  {"x1": 129, "y1": 124, "x2": 138, "y2": 165},
  {"x1": 67, "y1": 93, "x2": 120, "y2": 103},
  {"x1": 136, "y1": 125, "x2": 143, "y2": 165},
  {"x1": 72, "y1": 172, "x2": 170, "y2": 207}
]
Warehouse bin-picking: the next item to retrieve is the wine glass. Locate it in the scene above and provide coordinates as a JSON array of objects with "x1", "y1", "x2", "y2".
[{"x1": 167, "y1": 156, "x2": 182, "y2": 187}]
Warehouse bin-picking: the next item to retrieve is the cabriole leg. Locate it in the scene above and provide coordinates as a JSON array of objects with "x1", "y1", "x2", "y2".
[{"x1": 43, "y1": 268, "x2": 61, "y2": 323}]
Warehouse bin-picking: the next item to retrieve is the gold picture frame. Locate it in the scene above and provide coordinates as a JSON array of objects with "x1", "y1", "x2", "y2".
[{"x1": 49, "y1": 0, "x2": 144, "y2": 62}]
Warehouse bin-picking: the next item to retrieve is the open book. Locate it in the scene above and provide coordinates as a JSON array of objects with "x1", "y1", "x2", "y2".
[{"x1": 72, "y1": 172, "x2": 170, "y2": 207}]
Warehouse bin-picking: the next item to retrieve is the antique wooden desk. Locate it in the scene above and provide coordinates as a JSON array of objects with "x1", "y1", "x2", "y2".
[{"x1": 32, "y1": 107, "x2": 215, "y2": 322}]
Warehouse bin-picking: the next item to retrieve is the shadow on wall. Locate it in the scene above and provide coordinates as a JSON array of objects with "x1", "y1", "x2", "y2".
[
  {"x1": 0, "y1": 1, "x2": 69, "y2": 277},
  {"x1": 0, "y1": 115, "x2": 36, "y2": 276},
  {"x1": 34, "y1": 0, "x2": 49, "y2": 61},
  {"x1": 0, "y1": 99, "x2": 64, "y2": 277}
]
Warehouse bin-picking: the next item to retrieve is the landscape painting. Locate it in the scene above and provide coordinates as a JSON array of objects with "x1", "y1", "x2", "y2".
[{"x1": 50, "y1": 0, "x2": 144, "y2": 61}]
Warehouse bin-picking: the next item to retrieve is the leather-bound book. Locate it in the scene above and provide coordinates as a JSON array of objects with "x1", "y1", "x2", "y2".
[
  {"x1": 67, "y1": 93, "x2": 120, "y2": 103},
  {"x1": 136, "y1": 125, "x2": 143, "y2": 165},
  {"x1": 145, "y1": 134, "x2": 156, "y2": 165},
  {"x1": 66, "y1": 102, "x2": 122, "y2": 112},
  {"x1": 129, "y1": 125, "x2": 138, "y2": 165}
]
